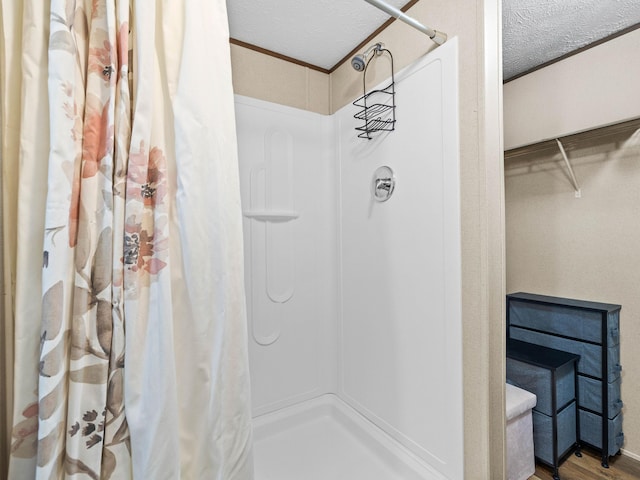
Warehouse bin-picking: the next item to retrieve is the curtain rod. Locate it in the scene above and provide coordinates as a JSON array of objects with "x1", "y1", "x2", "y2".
[{"x1": 363, "y1": 0, "x2": 447, "y2": 45}]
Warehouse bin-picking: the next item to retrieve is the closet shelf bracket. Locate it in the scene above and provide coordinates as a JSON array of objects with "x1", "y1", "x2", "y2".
[{"x1": 555, "y1": 139, "x2": 581, "y2": 198}]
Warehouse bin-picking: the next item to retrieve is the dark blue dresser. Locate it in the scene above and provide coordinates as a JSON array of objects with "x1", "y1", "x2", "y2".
[{"x1": 507, "y1": 292, "x2": 623, "y2": 468}]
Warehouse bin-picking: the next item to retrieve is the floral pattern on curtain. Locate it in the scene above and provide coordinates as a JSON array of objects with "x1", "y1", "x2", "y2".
[
  {"x1": 7, "y1": 0, "x2": 253, "y2": 478},
  {"x1": 11, "y1": 1, "x2": 133, "y2": 477}
]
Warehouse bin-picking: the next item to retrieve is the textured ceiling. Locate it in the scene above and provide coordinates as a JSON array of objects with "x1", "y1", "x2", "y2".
[
  {"x1": 503, "y1": 0, "x2": 640, "y2": 80},
  {"x1": 227, "y1": 0, "x2": 640, "y2": 76}
]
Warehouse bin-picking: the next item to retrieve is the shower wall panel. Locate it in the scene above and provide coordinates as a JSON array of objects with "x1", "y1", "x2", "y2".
[
  {"x1": 336, "y1": 40, "x2": 463, "y2": 480},
  {"x1": 235, "y1": 39, "x2": 463, "y2": 480},
  {"x1": 235, "y1": 97, "x2": 338, "y2": 416}
]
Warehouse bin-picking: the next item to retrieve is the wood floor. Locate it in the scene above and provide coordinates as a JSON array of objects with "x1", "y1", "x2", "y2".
[{"x1": 530, "y1": 448, "x2": 640, "y2": 480}]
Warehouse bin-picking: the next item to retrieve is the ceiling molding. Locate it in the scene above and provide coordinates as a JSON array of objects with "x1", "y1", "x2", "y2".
[
  {"x1": 229, "y1": 0, "x2": 420, "y2": 76},
  {"x1": 504, "y1": 22, "x2": 640, "y2": 83},
  {"x1": 229, "y1": 38, "x2": 331, "y2": 74},
  {"x1": 230, "y1": 3, "x2": 640, "y2": 82}
]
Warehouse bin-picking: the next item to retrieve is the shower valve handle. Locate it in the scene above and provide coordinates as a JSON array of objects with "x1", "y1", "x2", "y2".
[
  {"x1": 372, "y1": 167, "x2": 395, "y2": 202},
  {"x1": 376, "y1": 178, "x2": 393, "y2": 192}
]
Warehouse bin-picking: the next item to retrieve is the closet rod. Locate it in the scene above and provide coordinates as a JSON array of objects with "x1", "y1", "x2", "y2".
[
  {"x1": 363, "y1": 0, "x2": 447, "y2": 45},
  {"x1": 555, "y1": 139, "x2": 582, "y2": 198}
]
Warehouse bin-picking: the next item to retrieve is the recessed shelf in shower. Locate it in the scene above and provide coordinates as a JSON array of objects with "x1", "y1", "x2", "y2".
[{"x1": 243, "y1": 210, "x2": 299, "y2": 222}]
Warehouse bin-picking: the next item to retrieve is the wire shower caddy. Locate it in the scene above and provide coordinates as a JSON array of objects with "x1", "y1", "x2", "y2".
[{"x1": 353, "y1": 45, "x2": 396, "y2": 139}]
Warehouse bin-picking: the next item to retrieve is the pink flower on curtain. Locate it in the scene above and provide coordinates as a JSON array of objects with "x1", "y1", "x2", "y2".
[
  {"x1": 116, "y1": 23, "x2": 129, "y2": 72},
  {"x1": 90, "y1": 0, "x2": 106, "y2": 21},
  {"x1": 127, "y1": 142, "x2": 168, "y2": 207},
  {"x1": 89, "y1": 39, "x2": 115, "y2": 85},
  {"x1": 82, "y1": 96, "x2": 114, "y2": 179},
  {"x1": 123, "y1": 216, "x2": 168, "y2": 277},
  {"x1": 69, "y1": 95, "x2": 114, "y2": 247}
]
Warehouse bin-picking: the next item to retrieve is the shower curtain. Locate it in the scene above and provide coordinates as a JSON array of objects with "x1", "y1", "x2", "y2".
[{"x1": 2, "y1": 1, "x2": 253, "y2": 479}]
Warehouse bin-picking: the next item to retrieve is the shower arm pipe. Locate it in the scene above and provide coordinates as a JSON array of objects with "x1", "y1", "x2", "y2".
[{"x1": 363, "y1": 0, "x2": 447, "y2": 45}]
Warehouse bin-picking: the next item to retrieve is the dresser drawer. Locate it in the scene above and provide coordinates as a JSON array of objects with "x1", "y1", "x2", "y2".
[
  {"x1": 532, "y1": 402, "x2": 577, "y2": 466},
  {"x1": 509, "y1": 300, "x2": 620, "y2": 346},
  {"x1": 510, "y1": 327, "x2": 621, "y2": 382},
  {"x1": 578, "y1": 376, "x2": 623, "y2": 419},
  {"x1": 507, "y1": 358, "x2": 575, "y2": 416},
  {"x1": 579, "y1": 409, "x2": 624, "y2": 456}
]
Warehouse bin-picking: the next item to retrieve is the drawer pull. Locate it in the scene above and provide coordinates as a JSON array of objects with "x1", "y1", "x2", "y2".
[
  {"x1": 614, "y1": 400, "x2": 624, "y2": 409},
  {"x1": 613, "y1": 364, "x2": 622, "y2": 373}
]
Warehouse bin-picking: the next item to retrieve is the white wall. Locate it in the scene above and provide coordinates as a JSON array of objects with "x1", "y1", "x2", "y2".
[
  {"x1": 235, "y1": 40, "x2": 464, "y2": 479},
  {"x1": 235, "y1": 97, "x2": 338, "y2": 416},
  {"x1": 503, "y1": 29, "x2": 640, "y2": 150},
  {"x1": 336, "y1": 41, "x2": 463, "y2": 479}
]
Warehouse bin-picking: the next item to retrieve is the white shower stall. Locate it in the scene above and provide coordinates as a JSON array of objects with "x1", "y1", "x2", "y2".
[{"x1": 235, "y1": 39, "x2": 463, "y2": 480}]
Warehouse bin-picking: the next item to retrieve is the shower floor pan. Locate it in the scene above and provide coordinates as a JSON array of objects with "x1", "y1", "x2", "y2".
[{"x1": 253, "y1": 394, "x2": 446, "y2": 480}]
